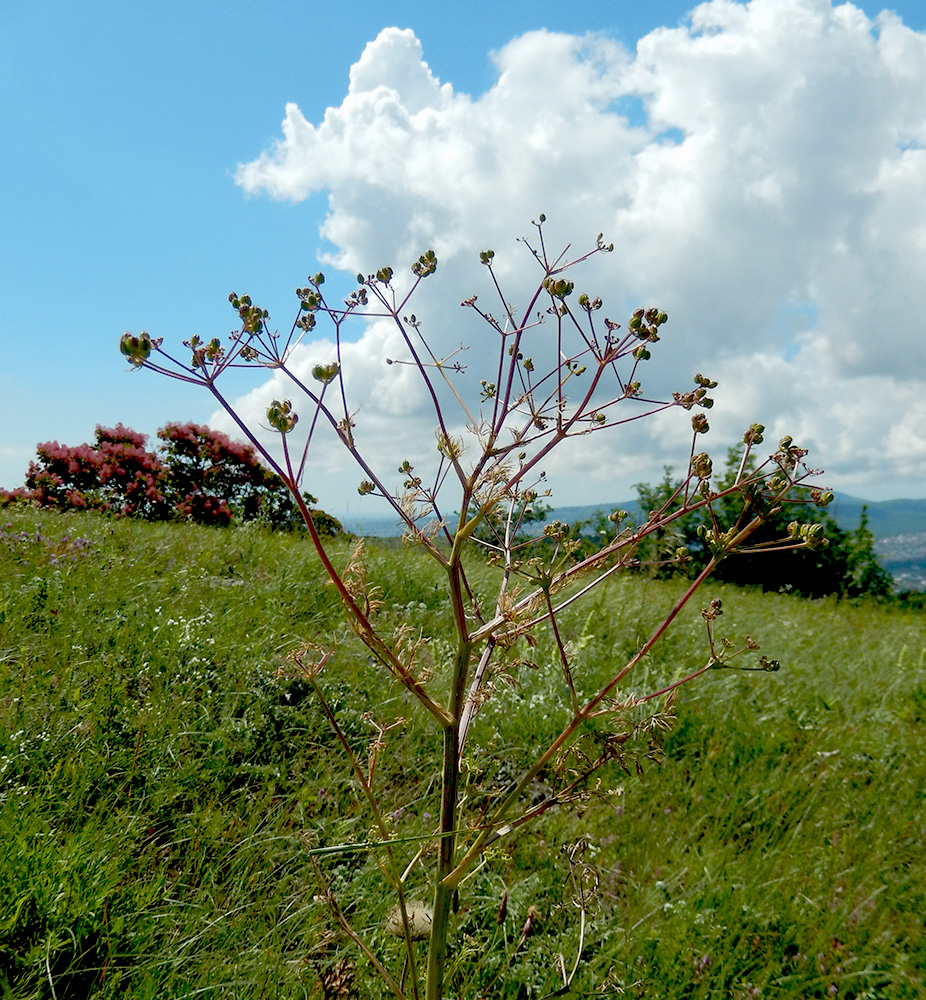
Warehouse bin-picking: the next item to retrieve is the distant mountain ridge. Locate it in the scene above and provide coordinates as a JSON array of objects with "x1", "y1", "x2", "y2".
[
  {"x1": 825, "y1": 495, "x2": 926, "y2": 539},
  {"x1": 340, "y1": 493, "x2": 926, "y2": 591}
]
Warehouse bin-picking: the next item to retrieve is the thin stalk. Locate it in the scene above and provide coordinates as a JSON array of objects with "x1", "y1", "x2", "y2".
[
  {"x1": 290, "y1": 483, "x2": 451, "y2": 725},
  {"x1": 426, "y1": 721, "x2": 461, "y2": 1000},
  {"x1": 206, "y1": 381, "x2": 453, "y2": 726},
  {"x1": 305, "y1": 665, "x2": 421, "y2": 1000},
  {"x1": 279, "y1": 363, "x2": 451, "y2": 569},
  {"x1": 544, "y1": 589, "x2": 580, "y2": 717},
  {"x1": 427, "y1": 540, "x2": 475, "y2": 998},
  {"x1": 313, "y1": 862, "x2": 406, "y2": 1000},
  {"x1": 459, "y1": 638, "x2": 495, "y2": 755}
]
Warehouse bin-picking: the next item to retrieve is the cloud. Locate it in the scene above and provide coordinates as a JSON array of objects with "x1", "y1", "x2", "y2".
[{"x1": 224, "y1": 3, "x2": 926, "y2": 511}]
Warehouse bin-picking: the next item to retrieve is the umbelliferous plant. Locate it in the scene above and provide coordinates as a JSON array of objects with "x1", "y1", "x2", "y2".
[{"x1": 121, "y1": 219, "x2": 830, "y2": 999}]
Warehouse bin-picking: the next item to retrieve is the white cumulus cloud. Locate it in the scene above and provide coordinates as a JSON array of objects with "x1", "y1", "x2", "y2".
[{"x1": 222, "y1": 2, "x2": 926, "y2": 513}]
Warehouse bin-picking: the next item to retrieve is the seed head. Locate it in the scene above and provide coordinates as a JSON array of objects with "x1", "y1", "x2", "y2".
[
  {"x1": 120, "y1": 331, "x2": 157, "y2": 366},
  {"x1": 267, "y1": 399, "x2": 298, "y2": 434},
  {"x1": 312, "y1": 362, "x2": 340, "y2": 385},
  {"x1": 743, "y1": 423, "x2": 765, "y2": 445},
  {"x1": 692, "y1": 414, "x2": 710, "y2": 435},
  {"x1": 690, "y1": 452, "x2": 713, "y2": 480}
]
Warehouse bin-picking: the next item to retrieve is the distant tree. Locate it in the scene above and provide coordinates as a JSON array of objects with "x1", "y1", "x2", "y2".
[
  {"x1": 8, "y1": 421, "x2": 345, "y2": 533},
  {"x1": 840, "y1": 506, "x2": 893, "y2": 598},
  {"x1": 22, "y1": 424, "x2": 169, "y2": 519},
  {"x1": 158, "y1": 421, "x2": 279, "y2": 526},
  {"x1": 632, "y1": 466, "x2": 697, "y2": 577},
  {"x1": 631, "y1": 445, "x2": 892, "y2": 598},
  {"x1": 157, "y1": 421, "x2": 343, "y2": 532}
]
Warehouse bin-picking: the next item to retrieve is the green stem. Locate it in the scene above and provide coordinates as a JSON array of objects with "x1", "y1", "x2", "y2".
[
  {"x1": 427, "y1": 545, "x2": 473, "y2": 998},
  {"x1": 427, "y1": 722, "x2": 460, "y2": 1000},
  {"x1": 544, "y1": 588, "x2": 580, "y2": 717}
]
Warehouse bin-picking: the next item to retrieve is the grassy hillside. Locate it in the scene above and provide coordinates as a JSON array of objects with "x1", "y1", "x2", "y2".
[{"x1": 1, "y1": 508, "x2": 924, "y2": 998}]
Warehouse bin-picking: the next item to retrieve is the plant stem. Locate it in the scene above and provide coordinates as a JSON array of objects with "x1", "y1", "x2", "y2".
[{"x1": 427, "y1": 721, "x2": 460, "y2": 1000}]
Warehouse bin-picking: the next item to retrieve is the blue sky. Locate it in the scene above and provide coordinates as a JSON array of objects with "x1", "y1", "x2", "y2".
[{"x1": 3, "y1": 0, "x2": 926, "y2": 514}]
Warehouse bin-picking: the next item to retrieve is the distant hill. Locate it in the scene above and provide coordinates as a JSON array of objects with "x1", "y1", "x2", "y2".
[
  {"x1": 341, "y1": 493, "x2": 926, "y2": 591},
  {"x1": 803, "y1": 495, "x2": 926, "y2": 592},
  {"x1": 825, "y1": 495, "x2": 925, "y2": 538}
]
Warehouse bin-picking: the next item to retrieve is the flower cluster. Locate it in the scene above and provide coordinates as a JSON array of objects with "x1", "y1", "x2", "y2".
[{"x1": 0, "y1": 523, "x2": 91, "y2": 567}]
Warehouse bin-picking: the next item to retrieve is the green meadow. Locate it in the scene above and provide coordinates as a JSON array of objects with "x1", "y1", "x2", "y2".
[{"x1": 1, "y1": 507, "x2": 923, "y2": 999}]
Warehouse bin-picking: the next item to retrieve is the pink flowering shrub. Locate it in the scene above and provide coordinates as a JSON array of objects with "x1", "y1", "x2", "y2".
[
  {"x1": 23, "y1": 424, "x2": 168, "y2": 519},
  {"x1": 7, "y1": 422, "x2": 339, "y2": 529},
  {"x1": 159, "y1": 421, "x2": 288, "y2": 525}
]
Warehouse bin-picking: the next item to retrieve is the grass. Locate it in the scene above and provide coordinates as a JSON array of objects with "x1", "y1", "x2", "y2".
[{"x1": 0, "y1": 507, "x2": 923, "y2": 998}]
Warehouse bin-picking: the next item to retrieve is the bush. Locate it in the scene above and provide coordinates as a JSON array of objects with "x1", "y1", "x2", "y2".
[
  {"x1": 630, "y1": 445, "x2": 893, "y2": 598},
  {"x1": 22, "y1": 423, "x2": 169, "y2": 519},
  {"x1": 4, "y1": 421, "x2": 343, "y2": 531}
]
